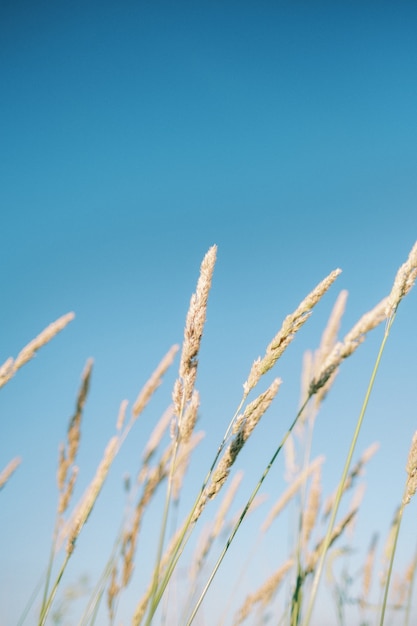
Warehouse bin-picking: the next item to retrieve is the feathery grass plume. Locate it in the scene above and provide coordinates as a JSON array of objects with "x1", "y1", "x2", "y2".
[
  {"x1": 262, "y1": 456, "x2": 325, "y2": 532},
  {"x1": 0, "y1": 312, "x2": 74, "y2": 389},
  {"x1": 311, "y1": 289, "x2": 348, "y2": 406},
  {"x1": 284, "y1": 432, "x2": 298, "y2": 482},
  {"x1": 194, "y1": 379, "x2": 281, "y2": 523},
  {"x1": 142, "y1": 406, "x2": 173, "y2": 465},
  {"x1": 309, "y1": 297, "x2": 388, "y2": 396},
  {"x1": 0, "y1": 456, "x2": 22, "y2": 490},
  {"x1": 57, "y1": 359, "x2": 93, "y2": 511},
  {"x1": 175, "y1": 245, "x2": 217, "y2": 414},
  {"x1": 233, "y1": 559, "x2": 294, "y2": 625},
  {"x1": 107, "y1": 564, "x2": 120, "y2": 624},
  {"x1": 385, "y1": 240, "x2": 417, "y2": 318},
  {"x1": 323, "y1": 442, "x2": 379, "y2": 518},
  {"x1": 190, "y1": 471, "x2": 243, "y2": 583},
  {"x1": 302, "y1": 467, "x2": 322, "y2": 547},
  {"x1": 121, "y1": 441, "x2": 175, "y2": 587},
  {"x1": 116, "y1": 399, "x2": 128, "y2": 431},
  {"x1": 132, "y1": 521, "x2": 188, "y2": 625},
  {"x1": 380, "y1": 507, "x2": 401, "y2": 588},
  {"x1": 233, "y1": 378, "x2": 282, "y2": 439},
  {"x1": 172, "y1": 431, "x2": 205, "y2": 502},
  {"x1": 305, "y1": 508, "x2": 358, "y2": 575},
  {"x1": 178, "y1": 389, "x2": 200, "y2": 444},
  {"x1": 66, "y1": 436, "x2": 119, "y2": 556},
  {"x1": 132, "y1": 345, "x2": 179, "y2": 419},
  {"x1": 362, "y1": 533, "x2": 378, "y2": 605},
  {"x1": 243, "y1": 269, "x2": 341, "y2": 396},
  {"x1": 403, "y1": 430, "x2": 417, "y2": 505},
  {"x1": 58, "y1": 466, "x2": 79, "y2": 515}
]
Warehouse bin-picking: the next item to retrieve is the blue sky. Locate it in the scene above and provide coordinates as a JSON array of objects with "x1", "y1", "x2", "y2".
[{"x1": 1, "y1": 2, "x2": 417, "y2": 624}]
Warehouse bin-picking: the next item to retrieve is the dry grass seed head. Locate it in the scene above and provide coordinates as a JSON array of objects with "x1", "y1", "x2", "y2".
[
  {"x1": 172, "y1": 430, "x2": 205, "y2": 501},
  {"x1": 306, "y1": 508, "x2": 358, "y2": 574},
  {"x1": 58, "y1": 466, "x2": 79, "y2": 515},
  {"x1": 0, "y1": 456, "x2": 22, "y2": 490},
  {"x1": 66, "y1": 436, "x2": 119, "y2": 555},
  {"x1": 179, "y1": 390, "x2": 200, "y2": 444},
  {"x1": 0, "y1": 311, "x2": 74, "y2": 392},
  {"x1": 323, "y1": 442, "x2": 379, "y2": 518},
  {"x1": 403, "y1": 430, "x2": 417, "y2": 505},
  {"x1": 362, "y1": 533, "x2": 378, "y2": 603},
  {"x1": 386, "y1": 240, "x2": 417, "y2": 318},
  {"x1": 0, "y1": 312, "x2": 75, "y2": 389},
  {"x1": 132, "y1": 344, "x2": 179, "y2": 419},
  {"x1": 116, "y1": 399, "x2": 128, "y2": 431},
  {"x1": 302, "y1": 467, "x2": 322, "y2": 547},
  {"x1": 243, "y1": 268, "x2": 341, "y2": 395},
  {"x1": 310, "y1": 298, "x2": 388, "y2": 396},
  {"x1": 190, "y1": 471, "x2": 243, "y2": 582},
  {"x1": 141, "y1": 405, "x2": 173, "y2": 465},
  {"x1": 380, "y1": 507, "x2": 401, "y2": 587},
  {"x1": 176, "y1": 245, "x2": 217, "y2": 411},
  {"x1": 262, "y1": 456, "x2": 325, "y2": 532},
  {"x1": 234, "y1": 559, "x2": 294, "y2": 625}
]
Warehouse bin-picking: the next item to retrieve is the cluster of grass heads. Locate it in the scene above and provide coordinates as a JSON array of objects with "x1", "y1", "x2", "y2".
[{"x1": 1, "y1": 241, "x2": 417, "y2": 626}]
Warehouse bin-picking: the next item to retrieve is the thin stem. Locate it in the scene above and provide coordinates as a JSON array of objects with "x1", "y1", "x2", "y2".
[{"x1": 301, "y1": 314, "x2": 396, "y2": 626}]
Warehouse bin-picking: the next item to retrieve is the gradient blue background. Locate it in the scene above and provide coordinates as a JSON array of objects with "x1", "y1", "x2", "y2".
[{"x1": 1, "y1": 2, "x2": 417, "y2": 624}]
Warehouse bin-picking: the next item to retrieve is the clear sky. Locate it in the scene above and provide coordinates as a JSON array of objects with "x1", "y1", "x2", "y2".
[{"x1": 1, "y1": 2, "x2": 417, "y2": 624}]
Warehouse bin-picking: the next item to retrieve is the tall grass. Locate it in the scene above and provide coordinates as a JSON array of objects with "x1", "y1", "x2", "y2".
[{"x1": 2, "y1": 241, "x2": 417, "y2": 625}]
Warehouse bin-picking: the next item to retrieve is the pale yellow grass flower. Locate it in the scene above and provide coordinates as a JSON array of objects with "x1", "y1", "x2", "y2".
[
  {"x1": 312, "y1": 289, "x2": 348, "y2": 405},
  {"x1": 310, "y1": 298, "x2": 388, "y2": 395},
  {"x1": 66, "y1": 436, "x2": 119, "y2": 555},
  {"x1": 362, "y1": 533, "x2": 378, "y2": 604},
  {"x1": 233, "y1": 378, "x2": 282, "y2": 438},
  {"x1": 385, "y1": 240, "x2": 417, "y2": 318},
  {"x1": 58, "y1": 466, "x2": 79, "y2": 515},
  {"x1": 190, "y1": 471, "x2": 243, "y2": 582},
  {"x1": 175, "y1": 245, "x2": 217, "y2": 414},
  {"x1": 132, "y1": 345, "x2": 179, "y2": 418},
  {"x1": 323, "y1": 442, "x2": 379, "y2": 517},
  {"x1": 302, "y1": 467, "x2": 321, "y2": 547},
  {"x1": 380, "y1": 507, "x2": 401, "y2": 587},
  {"x1": 178, "y1": 389, "x2": 200, "y2": 444},
  {"x1": 194, "y1": 379, "x2": 280, "y2": 522},
  {"x1": 172, "y1": 430, "x2": 205, "y2": 501},
  {"x1": 116, "y1": 399, "x2": 128, "y2": 431},
  {"x1": 262, "y1": 456, "x2": 325, "y2": 532},
  {"x1": 0, "y1": 456, "x2": 22, "y2": 490},
  {"x1": 306, "y1": 508, "x2": 357, "y2": 574},
  {"x1": 233, "y1": 559, "x2": 294, "y2": 625},
  {"x1": 57, "y1": 359, "x2": 93, "y2": 503},
  {"x1": 284, "y1": 432, "x2": 298, "y2": 482},
  {"x1": 243, "y1": 269, "x2": 341, "y2": 396},
  {"x1": 0, "y1": 312, "x2": 74, "y2": 389},
  {"x1": 142, "y1": 406, "x2": 173, "y2": 464},
  {"x1": 403, "y1": 430, "x2": 417, "y2": 505}
]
